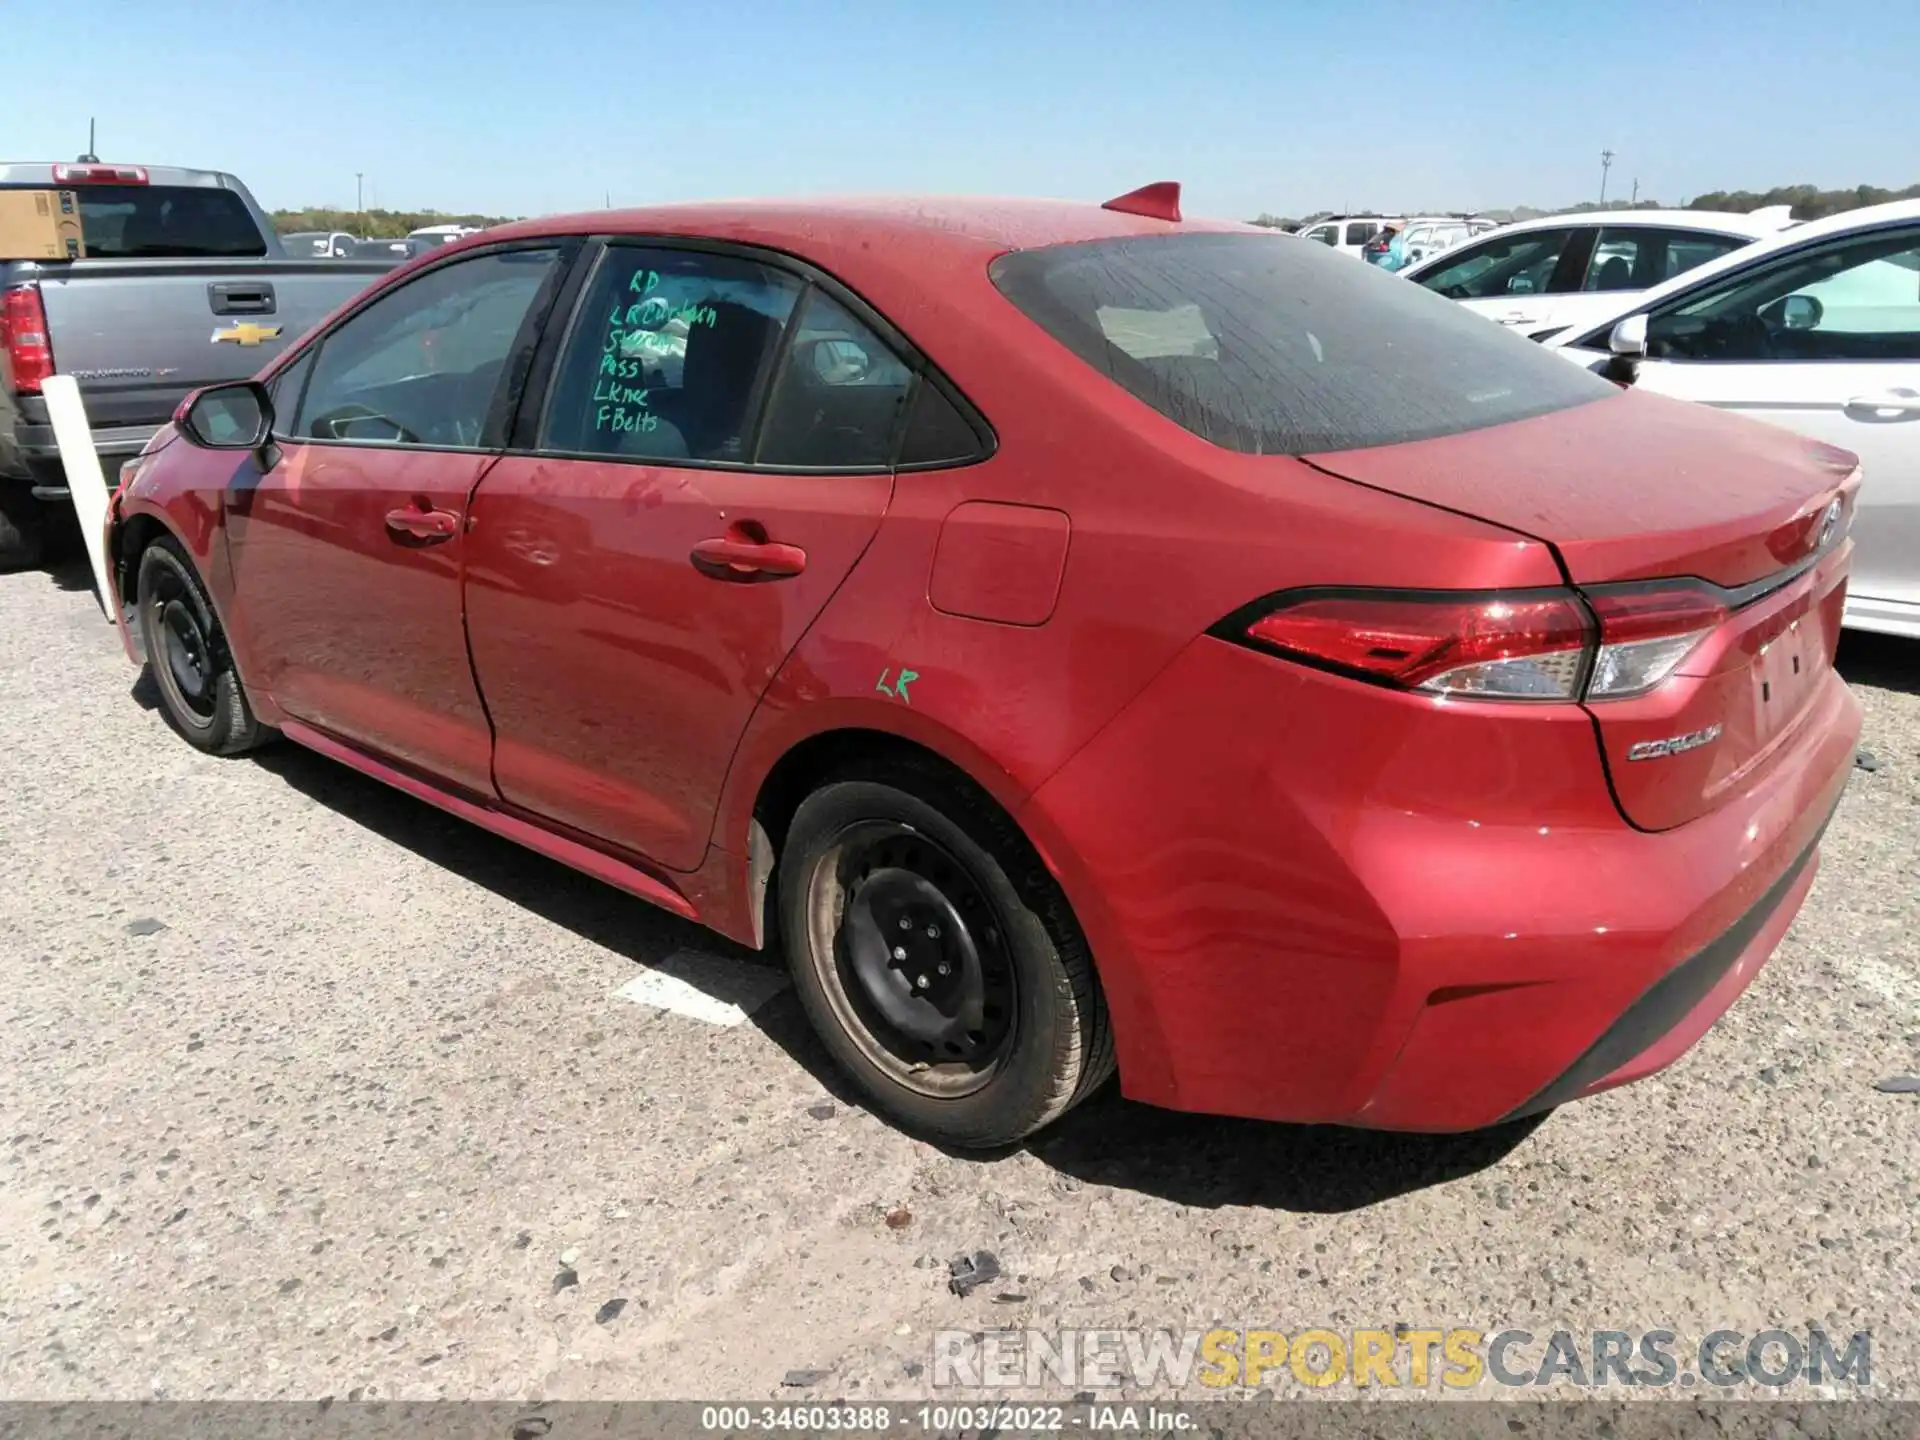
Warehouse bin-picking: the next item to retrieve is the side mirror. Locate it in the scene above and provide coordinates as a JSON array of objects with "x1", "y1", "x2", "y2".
[
  {"x1": 1608, "y1": 314, "x2": 1649, "y2": 357},
  {"x1": 1779, "y1": 294, "x2": 1823, "y2": 330},
  {"x1": 810, "y1": 338, "x2": 872, "y2": 385},
  {"x1": 177, "y1": 380, "x2": 274, "y2": 450}
]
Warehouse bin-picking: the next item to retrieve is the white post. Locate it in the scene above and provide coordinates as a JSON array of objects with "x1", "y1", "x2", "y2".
[{"x1": 40, "y1": 375, "x2": 117, "y2": 619}]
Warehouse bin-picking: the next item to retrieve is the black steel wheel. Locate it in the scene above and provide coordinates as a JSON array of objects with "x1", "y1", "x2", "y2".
[
  {"x1": 135, "y1": 537, "x2": 269, "y2": 756},
  {"x1": 807, "y1": 820, "x2": 1019, "y2": 1097},
  {"x1": 780, "y1": 762, "x2": 1114, "y2": 1148}
]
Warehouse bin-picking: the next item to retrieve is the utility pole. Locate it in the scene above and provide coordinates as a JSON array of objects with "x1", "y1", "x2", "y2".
[
  {"x1": 1599, "y1": 149, "x2": 1615, "y2": 206},
  {"x1": 1630, "y1": 177, "x2": 1640, "y2": 205},
  {"x1": 79, "y1": 117, "x2": 99, "y2": 164},
  {"x1": 355, "y1": 172, "x2": 365, "y2": 230}
]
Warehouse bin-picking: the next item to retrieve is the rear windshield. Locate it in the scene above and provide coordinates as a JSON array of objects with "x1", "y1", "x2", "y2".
[
  {"x1": 61, "y1": 185, "x2": 266, "y2": 259},
  {"x1": 989, "y1": 232, "x2": 1612, "y2": 454}
]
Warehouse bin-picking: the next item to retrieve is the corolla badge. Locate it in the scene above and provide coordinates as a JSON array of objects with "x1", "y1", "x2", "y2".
[{"x1": 1627, "y1": 723, "x2": 1723, "y2": 762}]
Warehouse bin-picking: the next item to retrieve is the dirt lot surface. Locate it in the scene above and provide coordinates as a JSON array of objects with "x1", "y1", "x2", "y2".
[{"x1": 3, "y1": 564, "x2": 1916, "y2": 1401}]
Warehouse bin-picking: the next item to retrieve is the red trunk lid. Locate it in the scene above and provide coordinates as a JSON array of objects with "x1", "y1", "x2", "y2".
[{"x1": 1305, "y1": 390, "x2": 1860, "y2": 830}]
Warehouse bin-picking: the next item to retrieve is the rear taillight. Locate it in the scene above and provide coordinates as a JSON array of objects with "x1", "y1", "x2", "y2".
[
  {"x1": 1240, "y1": 590, "x2": 1592, "y2": 700},
  {"x1": 1583, "y1": 584, "x2": 1727, "y2": 699},
  {"x1": 2, "y1": 284, "x2": 55, "y2": 394},
  {"x1": 1226, "y1": 582, "x2": 1730, "y2": 703}
]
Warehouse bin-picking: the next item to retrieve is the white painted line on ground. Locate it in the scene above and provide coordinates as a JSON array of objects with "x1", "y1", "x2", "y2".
[{"x1": 613, "y1": 948, "x2": 790, "y2": 1027}]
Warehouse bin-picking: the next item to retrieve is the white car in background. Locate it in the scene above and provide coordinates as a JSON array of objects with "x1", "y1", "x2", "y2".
[
  {"x1": 1294, "y1": 215, "x2": 1400, "y2": 259},
  {"x1": 1396, "y1": 215, "x2": 1497, "y2": 268},
  {"x1": 1543, "y1": 198, "x2": 1920, "y2": 639},
  {"x1": 1401, "y1": 208, "x2": 1798, "y2": 341}
]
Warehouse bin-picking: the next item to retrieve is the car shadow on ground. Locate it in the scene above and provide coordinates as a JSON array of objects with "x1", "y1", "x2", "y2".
[
  {"x1": 46, "y1": 549, "x2": 98, "y2": 599},
  {"x1": 1838, "y1": 630, "x2": 1917, "y2": 698},
  {"x1": 1021, "y1": 1094, "x2": 1545, "y2": 1214},
  {"x1": 235, "y1": 736, "x2": 1542, "y2": 1213}
]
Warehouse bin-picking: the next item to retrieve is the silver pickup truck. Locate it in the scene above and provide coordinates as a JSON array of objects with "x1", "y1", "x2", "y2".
[{"x1": 0, "y1": 161, "x2": 397, "y2": 569}]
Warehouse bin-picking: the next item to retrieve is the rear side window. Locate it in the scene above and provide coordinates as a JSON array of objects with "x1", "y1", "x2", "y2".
[
  {"x1": 1581, "y1": 227, "x2": 1750, "y2": 291},
  {"x1": 1661, "y1": 231, "x2": 1750, "y2": 281},
  {"x1": 1345, "y1": 222, "x2": 1378, "y2": 246},
  {"x1": 990, "y1": 232, "x2": 1612, "y2": 454},
  {"x1": 60, "y1": 185, "x2": 266, "y2": 258},
  {"x1": 755, "y1": 288, "x2": 914, "y2": 468}
]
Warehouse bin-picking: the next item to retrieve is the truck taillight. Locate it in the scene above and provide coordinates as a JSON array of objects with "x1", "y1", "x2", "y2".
[
  {"x1": 51, "y1": 164, "x2": 148, "y2": 184},
  {"x1": 1222, "y1": 582, "x2": 1734, "y2": 703},
  {"x1": 2, "y1": 284, "x2": 55, "y2": 395}
]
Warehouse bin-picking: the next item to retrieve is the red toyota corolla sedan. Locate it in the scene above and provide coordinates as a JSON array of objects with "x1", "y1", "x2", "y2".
[{"x1": 104, "y1": 184, "x2": 1863, "y2": 1148}]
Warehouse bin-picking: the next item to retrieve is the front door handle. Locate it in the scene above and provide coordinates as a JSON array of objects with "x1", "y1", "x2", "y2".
[
  {"x1": 690, "y1": 534, "x2": 807, "y2": 580},
  {"x1": 1844, "y1": 389, "x2": 1920, "y2": 420},
  {"x1": 385, "y1": 505, "x2": 460, "y2": 543}
]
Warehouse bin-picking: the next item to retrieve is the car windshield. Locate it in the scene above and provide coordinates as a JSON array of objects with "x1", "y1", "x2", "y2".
[
  {"x1": 990, "y1": 232, "x2": 1612, "y2": 454},
  {"x1": 57, "y1": 184, "x2": 267, "y2": 258}
]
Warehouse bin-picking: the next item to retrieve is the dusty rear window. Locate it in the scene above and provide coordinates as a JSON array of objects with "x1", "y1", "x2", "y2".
[{"x1": 990, "y1": 232, "x2": 1612, "y2": 454}]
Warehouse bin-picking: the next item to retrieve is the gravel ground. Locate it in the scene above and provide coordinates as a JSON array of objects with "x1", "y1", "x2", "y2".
[{"x1": 1, "y1": 560, "x2": 1916, "y2": 1403}]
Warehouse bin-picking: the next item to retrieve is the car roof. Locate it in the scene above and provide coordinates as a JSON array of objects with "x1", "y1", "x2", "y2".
[
  {"x1": 1545, "y1": 196, "x2": 1920, "y2": 345},
  {"x1": 1475, "y1": 209, "x2": 1791, "y2": 241},
  {"x1": 478, "y1": 194, "x2": 1252, "y2": 266}
]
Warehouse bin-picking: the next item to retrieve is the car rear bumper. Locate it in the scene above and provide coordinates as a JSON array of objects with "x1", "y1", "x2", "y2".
[
  {"x1": 1020, "y1": 637, "x2": 1862, "y2": 1131},
  {"x1": 7, "y1": 420, "x2": 154, "y2": 494}
]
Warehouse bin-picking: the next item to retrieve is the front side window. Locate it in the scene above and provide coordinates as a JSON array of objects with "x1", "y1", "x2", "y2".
[
  {"x1": 1643, "y1": 227, "x2": 1920, "y2": 363},
  {"x1": 1304, "y1": 225, "x2": 1337, "y2": 246},
  {"x1": 990, "y1": 232, "x2": 1612, "y2": 454},
  {"x1": 1414, "y1": 228, "x2": 1578, "y2": 299},
  {"x1": 540, "y1": 246, "x2": 802, "y2": 462},
  {"x1": 294, "y1": 247, "x2": 560, "y2": 448}
]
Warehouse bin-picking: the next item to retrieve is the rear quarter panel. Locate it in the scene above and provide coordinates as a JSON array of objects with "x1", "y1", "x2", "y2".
[{"x1": 712, "y1": 241, "x2": 1570, "y2": 863}]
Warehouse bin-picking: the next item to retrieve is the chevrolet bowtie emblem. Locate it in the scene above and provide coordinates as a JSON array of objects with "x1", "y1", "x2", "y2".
[{"x1": 211, "y1": 322, "x2": 283, "y2": 347}]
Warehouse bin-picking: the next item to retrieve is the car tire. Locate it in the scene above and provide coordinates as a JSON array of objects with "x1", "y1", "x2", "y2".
[
  {"x1": 135, "y1": 536, "x2": 269, "y2": 755},
  {"x1": 779, "y1": 761, "x2": 1115, "y2": 1149},
  {"x1": 0, "y1": 485, "x2": 45, "y2": 573}
]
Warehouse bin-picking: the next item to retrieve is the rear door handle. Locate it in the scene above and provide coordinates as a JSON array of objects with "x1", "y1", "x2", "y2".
[
  {"x1": 385, "y1": 505, "x2": 460, "y2": 543},
  {"x1": 690, "y1": 534, "x2": 807, "y2": 580},
  {"x1": 1843, "y1": 389, "x2": 1920, "y2": 420}
]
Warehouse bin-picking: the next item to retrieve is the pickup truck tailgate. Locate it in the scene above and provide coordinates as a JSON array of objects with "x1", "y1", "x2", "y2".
[{"x1": 35, "y1": 259, "x2": 388, "y2": 431}]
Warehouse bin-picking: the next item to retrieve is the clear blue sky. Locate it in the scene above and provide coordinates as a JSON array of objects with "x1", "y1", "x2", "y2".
[{"x1": 10, "y1": 0, "x2": 1917, "y2": 221}]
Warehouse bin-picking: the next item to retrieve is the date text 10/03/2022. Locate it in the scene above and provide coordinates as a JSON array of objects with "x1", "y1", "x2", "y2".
[{"x1": 699, "y1": 1405, "x2": 1199, "y2": 1432}]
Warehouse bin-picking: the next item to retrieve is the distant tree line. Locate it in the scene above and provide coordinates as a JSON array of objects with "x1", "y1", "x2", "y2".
[
  {"x1": 1252, "y1": 181, "x2": 1920, "y2": 231},
  {"x1": 268, "y1": 206, "x2": 519, "y2": 239}
]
